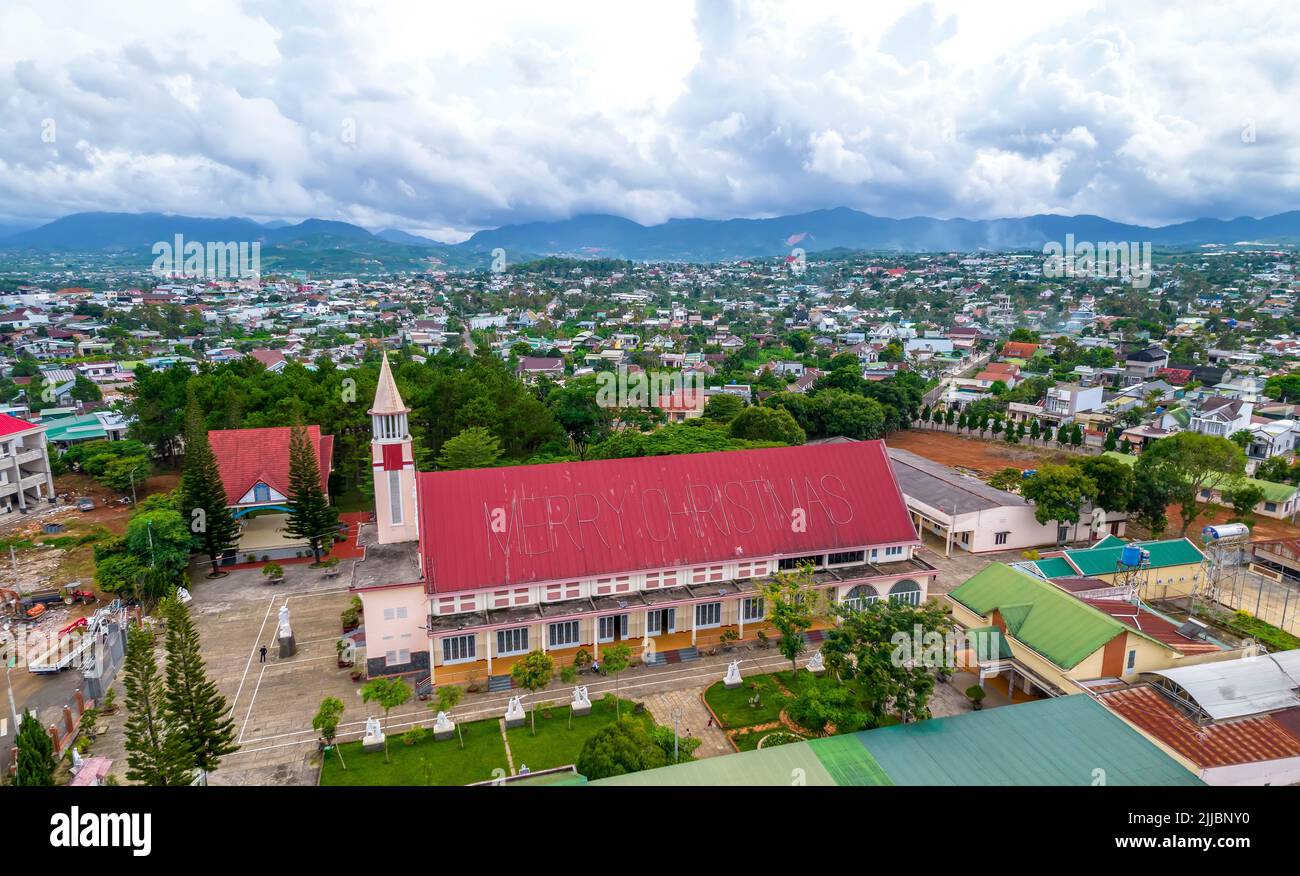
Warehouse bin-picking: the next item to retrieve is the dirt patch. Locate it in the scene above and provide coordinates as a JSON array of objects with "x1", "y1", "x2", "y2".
[
  {"x1": 888, "y1": 428, "x2": 1072, "y2": 478},
  {"x1": 1164, "y1": 502, "x2": 1300, "y2": 544}
]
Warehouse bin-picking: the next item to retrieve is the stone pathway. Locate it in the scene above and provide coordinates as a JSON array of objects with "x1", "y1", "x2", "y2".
[{"x1": 642, "y1": 688, "x2": 732, "y2": 759}]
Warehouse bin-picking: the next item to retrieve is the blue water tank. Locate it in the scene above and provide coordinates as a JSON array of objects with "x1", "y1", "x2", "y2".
[{"x1": 1120, "y1": 544, "x2": 1143, "y2": 567}]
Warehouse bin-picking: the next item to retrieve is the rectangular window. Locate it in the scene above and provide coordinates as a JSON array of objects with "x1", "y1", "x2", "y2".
[
  {"x1": 548, "y1": 620, "x2": 581, "y2": 648},
  {"x1": 388, "y1": 470, "x2": 403, "y2": 525},
  {"x1": 691, "y1": 566, "x2": 724, "y2": 585},
  {"x1": 644, "y1": 570, "x2": 679, "y2": 589},
  {"x1": 995, "y1": 532, "x2": 1009, "y2": 546},
  {"x1": 695, "y1": 602, "x2": 722, "y2": 629},
  {"x1": 381, "y1": 606, "x2": 409, "y2": 621},
  {"x1": 384, "y1": 648, "x2": 411, "y2": 667},
  {"x1": 597, "y1": 614, "x2": 628, "y2": 643},
  {"x1": 253, "y1": 483, "x2": 270, "y2": 503},
  {"x1": 827, "y1": 551, "x2": 865, "y2": 566},
  {"x1": 741, "y1": 597, "x2": 764, "y2": 622},
  {"x1": 544, "y1": 582, "x2": 581, "y2": 602},
  {"x1": 495, "y1": 627, "x2": 529, "y2": 656},
  {"x1": 441, "y1": 634, "x2": 476, "y2": 664},
  {"x1": 646, "y1": 608, "x2": 676, "y2": 636},
  {"x1": 1126, "y1": 649, "x2": 1137, "y2": 671},
  {"x1": 778, "y1": 554, "x2": 824, "y2": 570}
]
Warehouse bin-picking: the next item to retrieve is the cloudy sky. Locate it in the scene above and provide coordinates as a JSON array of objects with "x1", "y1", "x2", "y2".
[{"x1": 0, "y1": 0, "x2": 1297, "y2": 240}]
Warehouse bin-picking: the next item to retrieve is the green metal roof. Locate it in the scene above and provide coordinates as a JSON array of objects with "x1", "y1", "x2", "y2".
[
  {"x1": 593, "y1": 741, "x2": 842, "y2": 786},
  {"x1": 42, "y1": 414, "x2": 107, "y2": 443},
  {"x1": 1032, "y1": 557, "x2": 1077, "y2": 578},
  {"x1": 947, "y1": 563, "x2": 1127, "y2": 669},
  {"x1": 591, "y1": 696, "x2": 1201, "y2": 787},
  {"x1": 1063, "y1": 538, "x2": 1204, "y2": 577},
  {"x1": 857, "y1": 695, "x2": 1202, "y2": 786}
]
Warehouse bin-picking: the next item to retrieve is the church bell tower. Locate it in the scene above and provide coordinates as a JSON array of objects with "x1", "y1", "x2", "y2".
[{"x1": 370, "y1": 351, "x2": 419, "y2": 544}]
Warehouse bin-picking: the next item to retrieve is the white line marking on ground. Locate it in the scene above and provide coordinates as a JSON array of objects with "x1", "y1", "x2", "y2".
[{"x1": 227, "y1": 650, "x2": 809, "y2": 756}]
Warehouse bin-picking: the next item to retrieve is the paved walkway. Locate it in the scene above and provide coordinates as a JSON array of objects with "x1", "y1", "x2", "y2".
[{"x1": 642, "y1": 688, "x2": 732, "y2": 759}]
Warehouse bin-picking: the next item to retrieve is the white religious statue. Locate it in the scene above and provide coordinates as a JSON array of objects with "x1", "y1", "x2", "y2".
[
  {"x1": 71, "y1": 747, "x2": 84, "y2": 772},
  {"x1": 432, "y1": 709, "x2": 456, "y2": 739},
  {"x1": 504, "y1": 694, "x2": 525, "y2": 726},
  {"x1": 362, "y1": 715, "x2": 385, "y2": 752},
  {"x1": 277, "y1": 602, "x2": 293, "y2": 640},
  {"x1": 807, "y1": 650, "x2": 825, "y2": 673},
  {"x1": 724, "y1": 659, "x2": 742, "y2": 688},
  {"x1": 175, "y1": 586, "x2": 193, "y2": 604},
  {"x1": 571, "y1": 685, "x2": 592, "y2": 709}
]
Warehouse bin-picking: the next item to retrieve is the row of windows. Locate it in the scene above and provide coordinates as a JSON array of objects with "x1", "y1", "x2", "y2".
[
  {"x1": 442, "y1": 598, "x2": 773, "y2": 662},
  {"x1": 432, "y1": 550, "x2": 905, "y2": 615}
]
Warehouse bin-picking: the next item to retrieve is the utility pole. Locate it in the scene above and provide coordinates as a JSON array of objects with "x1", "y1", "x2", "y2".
[{"x1": 5, "y1": 656, "x2": 19, "y2": 731}]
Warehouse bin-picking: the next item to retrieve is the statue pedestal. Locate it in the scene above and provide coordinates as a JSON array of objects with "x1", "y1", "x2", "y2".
[
  {"x1": 278, "y1": 634, "x2": 296, "y2": 659},
  {"x1": 724, "y1": 678, "x2": 742, "y2": 689},
  {"x1": 362, "y1": 732, "x2": 385, "y2": 753},
  {"x1": 572, "y1": 703, "x2": 591, "y2": 717},
  {"x1": 434, "y1": 723, "x2": 456, "y2": 741},
  {"x1": 505, "y1": 714, "x2": 525, "y2": 729}
]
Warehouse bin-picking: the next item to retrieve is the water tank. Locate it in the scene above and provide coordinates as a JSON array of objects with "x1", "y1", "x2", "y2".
[
  {"x1": 1202, "y1": 523, "x2": 1250, "y2": 541},
  {"x1": 1120, "y1": 544, "x2": 1144, "y2": 567}
]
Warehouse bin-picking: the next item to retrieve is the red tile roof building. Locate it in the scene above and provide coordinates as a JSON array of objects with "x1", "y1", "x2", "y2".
[{"x1": 209, "y1": 426, "x2": 334, "y2": 509}]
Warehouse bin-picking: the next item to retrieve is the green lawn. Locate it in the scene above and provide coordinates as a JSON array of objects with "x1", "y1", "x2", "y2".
[
  {"x1": 320, "y1": 716, "x2": 508, "y2": 787},
  {"x1": 505, "y1": 696, "x2": 653, "y2": 773},
  {"x1": 703, "y1": 674, "x2": 792, "y2": 728}
]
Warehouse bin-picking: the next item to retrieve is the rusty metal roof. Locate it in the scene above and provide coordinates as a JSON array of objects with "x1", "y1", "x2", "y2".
[{"x1": 1100, "y1": 685, "x2": 1300, "y2": 768}]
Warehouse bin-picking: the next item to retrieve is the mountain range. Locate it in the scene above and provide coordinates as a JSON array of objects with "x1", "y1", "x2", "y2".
[{"x1": 3, "y1": 207, "x2": 1300, "y2": 271}]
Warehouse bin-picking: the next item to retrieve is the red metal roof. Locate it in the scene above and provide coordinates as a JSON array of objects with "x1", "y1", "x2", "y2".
[
  {"x1": 416, "y1": 440, "x2": 918, "y2": 593},
  {"x1": 1100, "y1": 685, "x2": 1300, "y2": 768},
  {"x1": 1085, "y1": 600, "x2": 1223, "y2": 654},
  {"x1": 0, "y1": 412, "x2": 38, "y2": 437},
  {"x1": 209, "y1": 426, "x2": 333, "y2": 505}
]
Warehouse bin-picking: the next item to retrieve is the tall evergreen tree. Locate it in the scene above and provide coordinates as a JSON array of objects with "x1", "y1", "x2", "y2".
[
  {"x1": 180, "y1": 395, "x2": 240, "y2": 577},
  {"x1": 123, "y1": 625, "x2": 194, "y2": 786},
  {"x1": 13, "y1": 707, "x2": 55, "y2": 786},
  {"x1": 162, "y1": 595, "x2": 239, "y2": 779},
  {"x1": 284, "y1": 424, "x2": 338, "y2": 564}
]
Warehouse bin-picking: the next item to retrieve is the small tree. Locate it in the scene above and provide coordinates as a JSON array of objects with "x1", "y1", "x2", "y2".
[
  {"x1": 510, "y1": 650, "x2": 556, "y2": 735},
  {"x1": 13, "y1": 708, "x2": 55, "y2": 786},
  {"x1": 601, "y1": 643, "x2": 633, "y2": 719},
  {"x1": 433, "y1": 685, "x2": 465, "y2": 748},
  {"x1": 361, "y1": 677, "x2": 412, "y2": 763},
  {"x1": 313, "y1": 696, "x2": 346, "y2": 770},
  {"x1": 762, "y1": 565, "x2": 818, "y2": 676}
]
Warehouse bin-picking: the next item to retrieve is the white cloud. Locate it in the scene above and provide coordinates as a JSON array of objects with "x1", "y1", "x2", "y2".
[{"x1": 0, "y1": 0, "x2": 1297, "y2": 237}]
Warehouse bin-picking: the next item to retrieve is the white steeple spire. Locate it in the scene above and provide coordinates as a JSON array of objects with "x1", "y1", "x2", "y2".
[{"x1": 369, "y1": 350, "x2": 410, "y2": 416}]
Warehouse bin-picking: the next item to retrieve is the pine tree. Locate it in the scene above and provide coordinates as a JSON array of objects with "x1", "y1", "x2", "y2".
[
  {"x1": 13, "y1": 708, "x2": 55, "y2": 786},
  {"x1": 284, "y1": 424, "x2": 339, "y2": 564},
  {"x1": 180, "y1": 395, "x2": 240, "y2": 577},
  {"x1": 162, "y1": 595, "x2": 239, "y2": 778},
  {"x1": 123, "y1": 625, "x2": 194, "y2": 786}
]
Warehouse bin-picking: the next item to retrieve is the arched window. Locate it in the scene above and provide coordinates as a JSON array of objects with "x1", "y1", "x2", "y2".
[
  {"x1": 842, "y1": 584, "x2": 881, "y2": 612},
  {"x1": 888, "y1": 579, "x2": 922, "y2": 606}
]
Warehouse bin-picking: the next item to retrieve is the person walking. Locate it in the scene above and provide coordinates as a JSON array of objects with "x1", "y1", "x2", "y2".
[{"x1": 259, "y1": 645, "x2": 268, "y2": 663}]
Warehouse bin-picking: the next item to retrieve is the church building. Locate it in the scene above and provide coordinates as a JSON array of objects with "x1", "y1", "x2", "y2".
[{"x1": 353, "y1": 353, "x2": 938, "y2": 685}]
